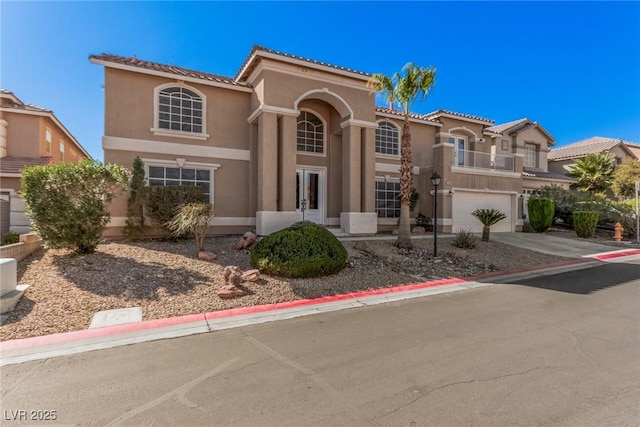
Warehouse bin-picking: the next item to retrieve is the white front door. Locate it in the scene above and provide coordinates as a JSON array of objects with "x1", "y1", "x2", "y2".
[{"x1": 296, "y1": 168, "x2": 324, "y2": 224}]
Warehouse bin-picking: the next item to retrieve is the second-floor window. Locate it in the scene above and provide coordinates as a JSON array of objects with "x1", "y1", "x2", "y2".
[
  {"x1": 59, "y1": 141, "x2": 65, "y2": 161},
  {"x1": 375, "y1": 121, "x2": 399, "y2": 156},
  {"x1": 524, "y1": 143, "x2": 537, "y2": 168},
  {"x1": 45, "y1": 128, "x2": 52, "y2": 153},
  {"x1": 449, "y1": 136, "x2": 467, "y2": 166},
  {"x1": 158, "y1": 86, "x2": 203, "y2": 133},
  {"x1": 297, "y1": 111, "x2": 324, "y2": 154}
]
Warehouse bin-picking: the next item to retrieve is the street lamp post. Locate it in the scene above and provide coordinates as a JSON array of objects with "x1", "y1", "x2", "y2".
[{"x1": 430, "y1": 172, "x2": 441, "y2": 257}]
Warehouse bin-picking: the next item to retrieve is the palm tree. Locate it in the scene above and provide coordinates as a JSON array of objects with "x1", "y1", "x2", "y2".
[
  {"x1": 471, "y1": 209, "x2": 507, "y2": 242},
  {"x1": 367, "y1": 63, "x2": 436, "y2": 249},
  {"x1": 567, "y1": 153, "x2": 616, "y2": 194}
]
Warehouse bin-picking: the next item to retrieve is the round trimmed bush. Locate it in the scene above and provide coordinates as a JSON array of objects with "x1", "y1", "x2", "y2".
[{"x1": 250, "y1": 221, "x2": 348, "y2": 278}]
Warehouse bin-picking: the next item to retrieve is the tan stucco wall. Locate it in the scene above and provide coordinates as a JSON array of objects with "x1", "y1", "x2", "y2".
[
  {"x1": 514, "y1": 127, "x2": 552, "y2": 171},
  {"x1": 2, "y1": 112, "x2": 40, "y2": 157},
  {"x1": 104, "y1": 68, "x2": 252, "y2": 150},
  {"x1": 0, "y1": 176, "x2": 21, "y2": 192}
]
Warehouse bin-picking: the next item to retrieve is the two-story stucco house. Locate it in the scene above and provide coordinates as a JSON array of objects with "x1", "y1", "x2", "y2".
[
  {"x1": 0, "y1": 89, "x2": 92, "y2": 235},
  {"x1": 91, "y1": 46, "x2": 569, "y2": 237}
]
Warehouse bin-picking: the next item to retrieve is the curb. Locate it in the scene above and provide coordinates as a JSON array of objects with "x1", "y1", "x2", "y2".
[{"x1": 1, "y1": 248, "x2": 638, "y2": 366}]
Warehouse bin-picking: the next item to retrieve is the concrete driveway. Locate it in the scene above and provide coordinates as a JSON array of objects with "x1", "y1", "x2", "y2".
[{"x1": 492, "y1": 232, "x2": 616, "y2": 258}]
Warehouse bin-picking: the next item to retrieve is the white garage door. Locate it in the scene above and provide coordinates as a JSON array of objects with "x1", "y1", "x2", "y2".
[{"x1": 452, "y1": 192, "x2": 514, "y2": 233}]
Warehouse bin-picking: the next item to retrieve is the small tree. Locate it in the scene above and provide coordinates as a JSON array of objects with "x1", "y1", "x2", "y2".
[
  {"x1": 612, "y1": 159, "x2": 640, "y2": 199},
  {"x1": 528, "y1": 198, "x2": 555, "y2": 232},
  {"x1": 530, "y1": 184, "x2": 577, "y2": 224},
  {"x1": 568, "y1": 153, "x2": 616, "y2": 194},
  {"x1": 471, "y1": 209, "x2": 506, "y2": 242},
  {"x1": 21, "y1": 161, "x2": 130, "y2": 253},
  {"x1": 144, "y1": 186, "x2": 206, "y2": 236},
  {"x1": 165, "y1": 202, "x2": 214, "y2": 252},
  {"x1": 124, "y1": 157, "x2": 146, "y2": 239}
]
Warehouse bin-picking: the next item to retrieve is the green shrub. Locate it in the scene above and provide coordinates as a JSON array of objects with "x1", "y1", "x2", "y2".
[
  {"x1": 250, "y1": 221, "x2": 347, "y2": 278},
  {"x1": 528, "y1": 198, "x2": 554, "y2": 233},
  {"x1": 452, "y1": 229, "x2": 477, "y2": 249},
  {"x1": 530, "y1": 184, "x2": 577, "y2": 224},
  {"x1": 124, "y1": 157, "x2": 146, "y2": 239},
  {"x1": 21, "y1": 161, "x2": 130, "y2": 253},
  {"x1": 144, "y1": 186, "x2": 206, "y2": 236},
  {"x1": 614, "y1": 198, "x2": 638, "y2": 237},
  {"x1": 1, "y1": 231, "x2": 19, "y2": 246},
  {"x1": 415, "y1": 213, "x2": 432, "y2": 231},
  {"x1": 165, "y1": 202, "x2": 214, "y2": 251},
  {"x1": 573, "y1": 211, "x2": 600, "y2": 238}
]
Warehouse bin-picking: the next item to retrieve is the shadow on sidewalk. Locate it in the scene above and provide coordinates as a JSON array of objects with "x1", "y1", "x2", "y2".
[{"x1": 509, "y1": 261, "x2": 640, "y2": 294}]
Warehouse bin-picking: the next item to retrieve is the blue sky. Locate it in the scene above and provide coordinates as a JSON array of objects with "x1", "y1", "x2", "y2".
[{"x1": 2, "y1": 1, "x2": 639, "y2": 161}]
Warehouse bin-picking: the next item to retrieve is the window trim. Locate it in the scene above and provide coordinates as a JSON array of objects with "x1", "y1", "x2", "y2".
[
  {"x1": 59, "y1": 140, "x2": 65, "y2": 161},
  {"x1": 296, "y1": 108, "x2": 326, "y2": 157},
  {"x1": 151, "y1": 83, "x2": 209, "y2": 140},
  {"x1": 375, "y1": 120, "x2": 401, "y2": 159},
  {"x1": 450, "y1": 135, "x2": 468, "y2": 166},
  {"x1": 141, "y1": 158, "x2": 220, "y2": 204}
]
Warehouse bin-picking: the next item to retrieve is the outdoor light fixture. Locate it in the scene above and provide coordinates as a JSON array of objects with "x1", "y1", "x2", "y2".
[{"x1": 430, "y1": 172, "x2": 441, "y2": 257}]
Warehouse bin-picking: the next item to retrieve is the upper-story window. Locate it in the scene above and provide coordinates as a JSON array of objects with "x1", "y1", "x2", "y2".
[
  {"x1": 157, "y1": 86, "x2": 204, "y2": 134},
  {"x1": 375, "y1": 121, "x2": 399, "y2": 156},
  {"x1": 45, "y1": 128, "x2": 52, "y2": 153},
  {"x1": 524, "y1": 143, "x2": 537, "y2": 168},
  {"x1": 297, "y1": 111, "x2": 324, "y2": 154},
  {"x1": 449, "y1": 136, "x2": 467, "y2": 166},
  {"x1": 59, "y1": 141, "x2": 65, "y2": 161}
]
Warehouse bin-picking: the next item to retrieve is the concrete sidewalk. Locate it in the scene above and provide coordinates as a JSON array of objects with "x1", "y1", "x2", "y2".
[
  {"x1": 491, "y1": 232, "x2": 619, "y2": 258},
  {"x1": 2, "y1": 246, "x2": 639, "y2": 367}
]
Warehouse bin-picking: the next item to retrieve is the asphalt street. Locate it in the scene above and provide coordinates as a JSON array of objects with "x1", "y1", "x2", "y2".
[{"x1": 2, "y1": 258, "x2": 639, "y2": 426}]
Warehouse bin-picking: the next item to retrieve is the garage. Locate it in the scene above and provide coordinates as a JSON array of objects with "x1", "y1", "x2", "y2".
[{"x1": 452, "y1": 191, "x2": 514, "y2": 233}]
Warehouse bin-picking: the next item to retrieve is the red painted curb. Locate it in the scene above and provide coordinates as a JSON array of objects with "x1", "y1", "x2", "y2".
[
  {"x1": 3, "y1": 248, "x2": 638, "y2": 352},
  {"x1": 591, "y1": 249, "x2": 640, "y2": 261}
]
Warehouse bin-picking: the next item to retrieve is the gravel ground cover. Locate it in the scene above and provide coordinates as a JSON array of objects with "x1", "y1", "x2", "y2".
[{"x1": 2, "y1": 235, "x2": 565, "y2": 341}]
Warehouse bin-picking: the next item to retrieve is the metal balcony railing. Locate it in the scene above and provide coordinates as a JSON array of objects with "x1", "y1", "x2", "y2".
[{"x1": 453, "y1": 149, "x2": 515, "y2": 172}]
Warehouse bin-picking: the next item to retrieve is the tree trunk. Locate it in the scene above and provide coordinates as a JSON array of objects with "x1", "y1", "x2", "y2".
[
  {"x1": 482, "y1": 225, "x2": 490, "y2": 242},
  {"x1": 396, "y1": 120, "x2": 413, "y2": 249}
]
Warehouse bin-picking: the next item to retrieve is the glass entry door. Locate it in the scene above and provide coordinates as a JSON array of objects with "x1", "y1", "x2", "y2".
[{"x1": 296, "y1": 168, "x2": 324, "y2": 224}]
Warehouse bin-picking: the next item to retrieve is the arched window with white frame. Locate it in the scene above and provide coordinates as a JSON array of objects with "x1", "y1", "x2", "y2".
[
  {"x1": 297, "y1": 110, "x2": 324, "y2": 154},
  {"x1": 155, "y1": 85, "x2": 205, "y2": 134},
  {"x1": 375, "y1": 121, "x2": 399, "y2": 156}
]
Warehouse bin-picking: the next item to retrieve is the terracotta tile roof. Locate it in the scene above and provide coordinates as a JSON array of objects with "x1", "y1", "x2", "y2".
[
  {"x1": 0, "y1": 156, "x2": 52, "y2": 174},
  {"x1": 236, "y1": 45, "x2": 371, "y2": 81},
  {"x1": 485, "y1": 118, "x2": 529, "y2": 134},
  {"x1": 375, "y1": 106, "x2": 442, "y2": 125},
  {"x1": 522, "y1": 169, "x2": 575, "y2": 181},
  {"x1": 424, "y1": 109, "x2": 494, "y2": 124},
  {"x1": 548, "y1": 136, "x2": 638, "y2": 161},
  {"x1": 90, "y1": 54, "x2": 251, "y2": 88},
  {"x1": 0, "y1": 89, "x2": 50, "y2": 112}
]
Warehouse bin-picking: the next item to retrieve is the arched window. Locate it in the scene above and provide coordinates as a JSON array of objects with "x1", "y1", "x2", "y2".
[
  {"x1": 375, "y1": 121, "x2": 399, "y2": 155},
  {"x1": 297, "y1": 111, "x2": 324, "y2": 154},
  {"x1": 157, "y1": 86, "x2": 204, "y2": 133}
]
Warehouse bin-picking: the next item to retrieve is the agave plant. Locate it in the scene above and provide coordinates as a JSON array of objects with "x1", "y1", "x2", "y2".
[{"x1": 471, "y1": 208, "x2": 507, "y2": 242}]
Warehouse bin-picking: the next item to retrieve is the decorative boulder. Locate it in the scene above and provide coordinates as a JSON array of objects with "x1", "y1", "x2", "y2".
[
  {"x1": 222, "y1": 265, "x2": 243, "y2": 286},
  {"x1": 235, "y1": 232, "x2": 258, "y2": 250},
  {"x1": 241, "y1": 269, "x2": 260, "y2": 282},
  {"x1": 217, "y1": 284, "x2": 246, "y2": 298},
  {"x1": 198, "y1": 251, "x2": 218, "y2": 261}
]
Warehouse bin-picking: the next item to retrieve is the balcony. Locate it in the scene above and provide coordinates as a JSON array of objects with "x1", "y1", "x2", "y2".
[{"x1": 453, "y1": 149, "x2": 515, "y2": 173}]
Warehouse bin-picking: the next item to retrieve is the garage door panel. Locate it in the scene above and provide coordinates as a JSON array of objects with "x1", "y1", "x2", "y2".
[{"x1": 452, "y1": 192, "x2": 513, "y2": 233}]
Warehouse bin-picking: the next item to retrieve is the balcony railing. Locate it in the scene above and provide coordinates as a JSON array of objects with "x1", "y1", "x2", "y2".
[{"x1": 453, "y1": 149, "x2": 515, "y2": 172}]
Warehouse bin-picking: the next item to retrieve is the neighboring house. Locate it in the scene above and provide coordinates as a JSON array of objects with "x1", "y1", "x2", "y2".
[
  {"x1": 0, "y1": 89, "x2": 92, "y2": 235},
  {"x1": 548, "y1": 136, "x2": 640, "y2": 176},
  {"x1": 90, "y1": 46, "x2": 569, "y2": 236}
]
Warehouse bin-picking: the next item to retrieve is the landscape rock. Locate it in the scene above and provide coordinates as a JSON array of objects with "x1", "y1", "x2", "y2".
[
  {"x1": 235, "y1": 232, "x2": 258, "y2": 250},
  {"x1": 353, "y1": 241, "x2": 370, "y2": 253},
  {"x1": 217, "y1": 284, "x2": 246, "y2": 298},
  {"x1": 222, "y1": 265, "x2": 243, "y2": 286},
  {"x1": 198, "y1": 251, "x2": 218, "y2": 261},
  {"x1": 241, "y1": 269, "x2": 260, "y2": 282}
]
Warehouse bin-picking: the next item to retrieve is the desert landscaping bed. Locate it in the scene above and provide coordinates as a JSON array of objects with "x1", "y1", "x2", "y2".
[{"x1": 1, "y1": 235, "x2": 565, "y2": 341}]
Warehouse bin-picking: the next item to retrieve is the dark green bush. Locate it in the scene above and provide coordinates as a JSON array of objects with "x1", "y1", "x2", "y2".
[
  {"x1": 530, "y1": 185, "x2": 578, "y2": 224},
  {"x1": 144, "y1": 186, "x2": 206, "y2": 236},
  {"x1": 124, "y1": 157, "x2": 146, "y2": 239},
  {"x1": 528, "y1": 198, "x2": 555, "y2": 233},
  {"x1": 21, "y1": 161, "x2": 130, "y2": 253},
  {"x1": 452, "y1": 229, "x2": 477, "y2": 249},
  {"x1": 1, "y1": 231, "x2": 19, "y2": 246},
  {"x1": 250, "y1": 221, "x2": 348, "y2": 278},
  {"x1": 573, "y1": 211, "x2": 600, "y2": 238}
]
